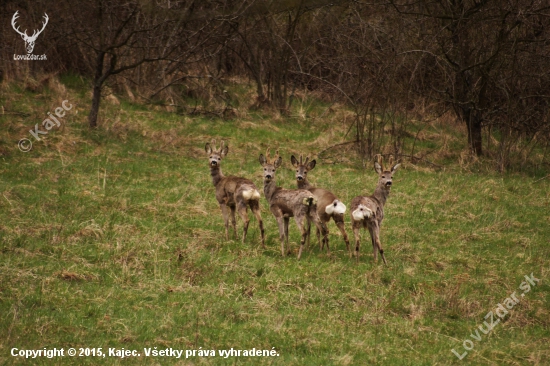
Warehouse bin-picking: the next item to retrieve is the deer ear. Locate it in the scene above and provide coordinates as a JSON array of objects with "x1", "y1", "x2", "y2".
[
  {"x1": 374, "y1": 162, "x2": 383, "y2": 175},
  {"x1": 307, "y1": 159, "x2": 316, "y2": 170},
  {"x1": 391, "y1": 163, "x2": 401, "y2": 173},
  {"x1": 274, "y1": 156, "x2": 282, "y2": 169},
  {"x1": 259, "y1": 154, "x2": 267, "y2": 165},
  {"x1": 291, "y1": 155, "x2": 299, "y2": 168},
  {"x1": 221, "y1": 145, "x2": 229, "y2": 157},
  {"x1": 205, "y1": 143, "x2": 212, "y2": 154}
]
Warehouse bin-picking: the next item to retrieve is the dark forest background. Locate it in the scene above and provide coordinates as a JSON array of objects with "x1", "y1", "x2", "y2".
[{"x1": 2, "y1": 0, "x2": 550, "y2": 171}]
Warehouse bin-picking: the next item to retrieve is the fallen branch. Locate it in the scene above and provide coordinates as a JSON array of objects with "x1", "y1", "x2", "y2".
[
  {"x1": 398, "y1": 154, "x2": 442, "y2": 168},
  {"x1": 533, "y1": 174, "x2": 549, "y2": 183},
  {"x1": 1, "y1": 111, "x2": 31, "y2": 117},
  {"x1": 317, "y1": 140, "x2": 357, "y2": 157}
]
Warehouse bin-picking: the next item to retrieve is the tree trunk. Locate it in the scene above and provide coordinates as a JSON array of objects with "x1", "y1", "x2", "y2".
[
  {"x1": 88, "y1": 51, "x2": 106, "y2": 128},
  {"x1": 466, "y1": 113, "x2": 483, "y2": 156},
  {"x1": 88, "y1": 84, "x2": 102, "y2": 128},
  {"x1": 250, "y1": 60, "x2": 267, "y2": 108}
]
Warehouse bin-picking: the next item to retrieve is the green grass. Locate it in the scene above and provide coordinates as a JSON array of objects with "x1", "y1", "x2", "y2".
[{"x1": 0, "y1": 78, "x2": 549, "y2": 365}]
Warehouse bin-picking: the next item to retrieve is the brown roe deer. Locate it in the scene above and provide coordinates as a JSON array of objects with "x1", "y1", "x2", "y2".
[
  {"x1": 205, "y1": 140, "x2": 265, "y2": 247},
  {"x1": 291, "y1": 154, "x2": 350, "y2": 255},
  {"x1": 259, "y1": 149, "x2": 328, "y2": 259},
  {"x1": 350, "y1": 154, "x2": 400, "y2": 264}
]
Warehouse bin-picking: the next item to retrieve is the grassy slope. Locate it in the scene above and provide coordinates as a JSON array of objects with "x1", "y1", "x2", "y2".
[{"x1": 0, "y1": 77, "x2": 549, "y2": 365}]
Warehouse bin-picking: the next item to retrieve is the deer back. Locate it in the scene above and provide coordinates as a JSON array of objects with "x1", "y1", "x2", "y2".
[
  {"x1": 218, "y1": 176, "x2": 259, "y2": 205},
  {"x1": 291, "y1": 154, "x2": 346, "y2": 218},
  {"x1": 350, "y1": 195, "x2": 383, "y2": 223},
  {"x1": 206, "y1": 140, "x2": 260, "y2": 205},
  {"x1": 350, "y1": 154, "x2": 400, "y2": 223},
  {"x1": 261, "y1": 149, "x2": 317, "y2": 218},
  {"x1": 268, "y1": 187, "x2": 316, "y2": 217}
]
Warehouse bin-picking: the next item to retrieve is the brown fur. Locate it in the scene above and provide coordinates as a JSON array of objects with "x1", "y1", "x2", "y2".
[
  {"x1": 260, "y1": 149, "x2": 328, "y2": 259},
  {"x1": 349, "y1": 154, "x2": 401, "y2": 264},
  {"x1": 205, "y1": 140, "x2": 265, "y2": 247},
  {"x1": 291, "y1": 154, "x2": 350, "y2": 255}
]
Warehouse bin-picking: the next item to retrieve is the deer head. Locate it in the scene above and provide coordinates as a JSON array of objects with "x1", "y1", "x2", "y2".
[
  {"x1": 259, "y1": 148, "x2": 282, "y2": 182},
  {"x1": 374, "y1": 154, "x2": 400, "y2": 191},
  {"x1": 205, "y1": 140, "x2": 228, "y2": 168},
  {"x1": 12, "y1": 11, "x2": 49, "y2": 54},
  {"x1": 290, "y1": 154, "x2": 317, "y2": 182}
]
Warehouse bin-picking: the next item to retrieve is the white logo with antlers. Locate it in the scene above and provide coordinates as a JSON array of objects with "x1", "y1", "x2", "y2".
[{"x1": 12, "y1": 11, "x2": 49, "y2": 54}]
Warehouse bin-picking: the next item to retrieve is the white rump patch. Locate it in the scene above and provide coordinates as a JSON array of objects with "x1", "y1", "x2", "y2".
[
  {"x1": 243, "y1": 189, "x2": 261, "y2": 200},
  {"x1": 302, "y1": 196, "x2": 317, "y2": 206},
  {"x1": 352, "y1": 204, "x2": 372, "y2": 221},
  {"x1": 325, "y1": 200, "x2": 346, "y2": 215}
]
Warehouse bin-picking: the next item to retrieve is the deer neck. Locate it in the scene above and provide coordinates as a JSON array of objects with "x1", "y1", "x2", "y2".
[
  {"x1": 210, "y1": 165, "x2": 224, "y2": 187},
  {"x1": 372, "y1": 184, "x2": 390, "y2": 206},
  {"x1": 297, "y1": 178, "x2": 311, "y2": 190},
  {"x1": 264, "y1": 178, "x2": 279, "y2": 202}
]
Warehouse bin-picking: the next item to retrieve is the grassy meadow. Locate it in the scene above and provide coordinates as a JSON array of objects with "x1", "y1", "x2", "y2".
[{"x1": 0, "y1": 76, "x2": 549, "y2": 365}]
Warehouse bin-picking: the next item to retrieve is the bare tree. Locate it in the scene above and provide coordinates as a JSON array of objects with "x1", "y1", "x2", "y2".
[
  {"x1": 391, "y1": 0, "x2": 550, "y2": 157},
  {"x1": 58, "y1": 0, "x2": 227, "y2": 128},
  {"x1": 225, "y1": 0, "x2": 336, "y2": 112}
]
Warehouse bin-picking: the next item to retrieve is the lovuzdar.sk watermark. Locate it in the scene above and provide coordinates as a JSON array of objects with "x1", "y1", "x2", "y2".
[
  {"x1": 451, "y1": 273, "x2": 540, "y2": 360},
  {"x1": 18, "y1": 100, "x2": 73, "y2": 152},
  {"x1": 12, "y1": 10, "x2": 48, "y2": 60},
  {"x1": 14, "y1": 54, "x2": 47, "y2": 61}
]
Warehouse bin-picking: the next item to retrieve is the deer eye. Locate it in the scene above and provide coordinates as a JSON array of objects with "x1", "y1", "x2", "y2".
[
  {"x1": 264, "y1": 168, "x2": 266, "y2": 171},
  {"x1": 382, "y1": 176, "x2": 386, "y2": 179}
]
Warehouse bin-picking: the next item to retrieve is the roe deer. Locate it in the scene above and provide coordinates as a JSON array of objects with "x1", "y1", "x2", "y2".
[
  {"x1": 291, "y1": 154, "x2": 350, "y2": 255},
  {"x1": 259, "y1": 149, "x2": 328, "y2": 259},
  {"x1": 205, "y1": 140, "x2": 265, "y2": 247},
  {"x1": 350, "y1": 154, "x2": 400, "y2": 264}
]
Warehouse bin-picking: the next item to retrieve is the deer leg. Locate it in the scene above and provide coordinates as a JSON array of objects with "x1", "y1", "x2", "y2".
[
  {"x1": 283, "y1": 217, "x2": 290, "y2": 255},
  {"x1": 250, "y1": 202, "x2": 265, "y2": 248},
  {"x1": 294, "y1": 216, "x2": 307, "y2": 260},
  {"x1": 237, "y1": 201, "x2": 250, "y2": 244},
  {"x1": 334, "y1": 214, "x2": 351, "y2": 256},
  {"x1": 317, "y1": 221, "x2": 330, "y2": 253},
  {"x1": 352, "y1": 223, "x2": 361, "y2": 263},
  {"x1": 316, "y1": 227, "x2": 322, "y2": 250},
  {"x1": 220, "y1": 203, "x2": 230, "y2": 240},
  {"x1": 312, "y1": 216, "x2": 329, "y2": 254},
  {"x1": 306, "y1": 219, "x2": 311, "y2": 250},
  {"x1": 276, "y1": 216, "x2": 286, "y2": 256},
  {"x1": 321, "y1": 221, "x2": 329, "y2": 254},
  {"x1": 373, "y1": 224, "x2": 387, "y2": 265},
  {"x1": 229, "y1": 205, "x2": 238, "y2": 239},
  {"x1": 368, "y1": 226, "x2": 377, "y2": 262}
]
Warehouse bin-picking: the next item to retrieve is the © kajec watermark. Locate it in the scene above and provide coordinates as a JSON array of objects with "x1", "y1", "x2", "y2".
[
  {"x1": 18, "y1": 100, "x2": 73, "y2": 152},
  {"x1": 451, "y1": 272, "x2": 540, "y2": 360},
  {"x1": 10, "y1": 346, "x2": 281, "y2": 359}
]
